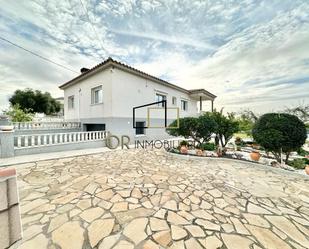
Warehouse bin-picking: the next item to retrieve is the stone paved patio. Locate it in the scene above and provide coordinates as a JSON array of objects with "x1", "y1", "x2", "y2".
[{"x1": 9, "y1": 149, "x2": 309, "y2": 249}]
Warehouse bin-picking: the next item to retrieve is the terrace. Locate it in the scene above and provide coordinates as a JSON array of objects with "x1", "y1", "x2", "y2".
[{"x1": 4, "y1": 148, "x2": 309, "y2": 249}]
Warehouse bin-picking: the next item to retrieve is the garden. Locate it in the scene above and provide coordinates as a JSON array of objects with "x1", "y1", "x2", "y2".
[{"x1": 166, "y1": 110, "x2": 309, "y2": 176}]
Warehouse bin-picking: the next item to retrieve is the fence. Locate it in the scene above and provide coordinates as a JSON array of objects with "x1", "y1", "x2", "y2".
[
  {"x1": 0, "y1": 130, "x2": 108, "y2": 158},
  {"x1": 14, "y1": 131, "x2": 107, "y2": 148},
  {"x1": 12, "y1": 122, "x2": 81, "y2": 130}
]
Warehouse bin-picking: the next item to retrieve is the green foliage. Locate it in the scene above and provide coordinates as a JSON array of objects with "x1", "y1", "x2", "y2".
[
  {"x1": 200, "y1": 142, "x2": 216, "y2": 151},
  {"x1": 179, "y1": 140, "x2": 189, "y2": 147},
  {"x1": 195, "y1": 113, "x2": 218, "y2": 144},
  {"x1": 236, "y1": 110, "x2": 258, "y2": 135},
  {"x1": 209, "y1": 111, "x2": 239, "y2": 147},
  {"x1": 297, "y1": 147, "x2": 309, "y2": 157},
  {"x1": 167, "y1": 117, "x2": 199, "y2": 140},
  {"x1": 167, "y1": 114, "x2": 217, "y2": 145},
  {"x1": 9, "y1": 88, "x2": 61, "y2": 115},
  {"x1": 235, "y1": 137, "x2": 243, "y2": 146},
  {"x1": 252, "y1": 113, "x2": 307, "y2": 163},
  {"x1": 167, "y1": 111, "x2": 239, "y2": 149},
  {"x1": 287, "y1": 158, "x2": 307, "y2": 169},
  {"x1": 4, "y1": 104, "x2": 33, "y2": 122}
]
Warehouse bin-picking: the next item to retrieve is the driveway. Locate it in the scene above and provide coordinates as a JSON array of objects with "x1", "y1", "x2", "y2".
[{"x1": 11, "y1": 149, "x2": 309, "y2": 249}]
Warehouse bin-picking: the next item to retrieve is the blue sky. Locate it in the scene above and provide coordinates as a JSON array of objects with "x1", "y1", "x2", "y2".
[{"x1": 0, "y1": 0, "x2": 308, "y2": 113}]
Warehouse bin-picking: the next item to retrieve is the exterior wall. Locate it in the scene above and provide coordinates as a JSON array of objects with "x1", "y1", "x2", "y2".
[
  {"x1": 110, "y1": 68, "x2": 198, "y2": 119},
  {"x1": 64, "y1": 68, "x2": 113, "y2": 122}
]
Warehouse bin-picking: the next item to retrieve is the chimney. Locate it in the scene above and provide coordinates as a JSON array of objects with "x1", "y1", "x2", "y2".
[{"x1": 80, "y1": 67, "x2": 90, "y2": 73}]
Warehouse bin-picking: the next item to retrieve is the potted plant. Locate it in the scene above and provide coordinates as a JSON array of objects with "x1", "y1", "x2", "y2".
[
  {"x1": 250, "y1": 149, "x2": 261, "y2": 161},
  {"x1": 179, "y1": 140, "x2": 188, "y2": 154},
  {"x1": 195, "y1": 144, "x2": 204, "y2": 156},
  {"x1": 305, "y1": 165, "x2": 309, "y2": 175},
  {"x1": 302, "y1": 158, "x2": 309, "y2": 175}
]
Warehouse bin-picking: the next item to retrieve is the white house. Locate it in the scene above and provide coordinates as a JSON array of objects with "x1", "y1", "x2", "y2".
[{"x1": 59, "y1": 58, "x2": 216, "y2": 140}]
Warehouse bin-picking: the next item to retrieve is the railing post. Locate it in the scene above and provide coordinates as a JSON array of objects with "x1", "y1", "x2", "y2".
[
  {"x1": 37, "y1": 135, "x2": 41, "y2": 146},
  {"x1": 24, "y1": 135, "x2": 28, "y2": 147},
  {"x1": 31, "y1": 135, "x2": 35, "y2": 146},
  {"x1": 0, "y1": 130, "x2": 15, "y2": 158},
  {"x1": 17, "y1": 136, "x2": 21, "y2": 148}
]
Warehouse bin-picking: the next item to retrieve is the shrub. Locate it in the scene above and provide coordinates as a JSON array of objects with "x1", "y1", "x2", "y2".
[
  {"x1": 252, "y1": 113, "x2": 307, "y2": 163},
  {"x1": 297, "y1": 147, "x2": 309, "y2": 157},
  {"x1": 235, "y1": 137, "x2": 243, "y2": 146},
  {"x1": 167, "y1": 114, "x2": 217, "y2": 145},
  {"x1": 4, "y1": 104, "x2": 33, "y2": 122},
  {"x1": 209, "y1": 111, "x2": 239, "y2": 147},
  {"x1": 287, "y1": 158, "x2": 307, "y2": 169},
  {"x1": 179, "y1": 140, "x2": 189, "y2": 147},
  {"x1": 200, "y1": 142, "x2": 216, "y2": 151}
]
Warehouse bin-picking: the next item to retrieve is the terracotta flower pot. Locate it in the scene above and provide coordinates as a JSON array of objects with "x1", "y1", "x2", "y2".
[
  {"x1": 180, "y1": 146, "x2": 188, "y2": 154},
  {"x1": 250, "y1": 151, "x2": 261, "y2": 161},
  {"x1": 305, "y1": 165, "x2": 309, "y2": 175},
  {"x1": 196, "y1": 149, "x2": 203, "y2": 156}
]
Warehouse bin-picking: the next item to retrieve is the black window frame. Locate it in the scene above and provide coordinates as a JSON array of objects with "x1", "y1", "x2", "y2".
[
  {"x1": 155, "y1": 93, "x2": 166, "y2": 107},
  {"x1": 181, "y1": 100, "x2": 188, "y2": 111}
]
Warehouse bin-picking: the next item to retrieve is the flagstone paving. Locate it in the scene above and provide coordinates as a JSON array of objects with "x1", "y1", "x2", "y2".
[{"x1": 9, "y1": 149, "x2": 309, "y2": 249}]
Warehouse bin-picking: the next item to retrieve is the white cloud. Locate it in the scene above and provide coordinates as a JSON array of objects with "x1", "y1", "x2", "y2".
[{"x1": 0, "y1": 0, "x2": 308, "y2": 113}]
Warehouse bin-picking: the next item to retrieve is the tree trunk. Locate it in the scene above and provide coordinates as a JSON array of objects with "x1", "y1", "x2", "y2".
[
  {"x1": 285, "y1": 152, "x2": 290, "y2": 164},
  {"x1": 272, "y1": 152, "x2": 281, "y2": 163}
]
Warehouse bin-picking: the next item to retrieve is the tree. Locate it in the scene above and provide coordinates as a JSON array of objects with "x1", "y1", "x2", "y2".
[
  {"x1": 4, "y1": 104, "x2": 33, "y2": 122},
  {"x1": 237, "y1": 109, "x2": 259, "y2": 135},
  {"x1": 252, "y1": 113, "x2": 307, "y2": 163},
  {"x1": 9, "y1": 88, "x2": 61, "y2": 115},
  {"x1": 284, "y1": 104, "x2": 309, "y2": 123},
  {"x1": 195, "y1": 113, "x2": 218, "y2": 144},
  {"x1": 166, "y1": 114, "x2": 217, "y2": 145},
  {"x1": 209, "y1": 110, "x2": 239, "y2": 148}
]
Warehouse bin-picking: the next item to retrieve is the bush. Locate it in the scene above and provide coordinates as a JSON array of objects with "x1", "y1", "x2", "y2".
[
  {"x1": 167, "y1": 114, "x2": 217, "y2": 145},
  {"x1": 209, "y1": 111, "x2": 239, "y2": 147},
  {"x1": 4, "y1": 104, "x2": 33, "y2": 122},
  {"x1": 287, "y1": 158, "x2": 307, "y2": 169},
  {"x1": 297, "y1": 147, "x2": 309, "y2": 157},
  {"x1": 252, "y1": 113, "x2": 307, "y2": 163},
  {"x1": 179, "y1": 140, "x2": 189, "y2": 147},
  {"x1": 200, "y1": 142, "x2": 216, "y2": 151},
  {"x1": 235, "y1": 137, "x2": 244, "y2": 146}
]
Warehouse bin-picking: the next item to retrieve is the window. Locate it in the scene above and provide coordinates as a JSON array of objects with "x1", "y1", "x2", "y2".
[
  {"x1": 155, "y1": 93, "x2": 166, "y2": 107},
  {"x1": 135, "y1": 121, "x2": 145, "y2": 135},
  {"x1": 172, "y1": 96, "x2": 177, "y2": 105},
  {"x1": 91, "y1": 86, "x2": 103, "y2": 104},
  {"x1": 181, "y1": 100, "x2": 188, "y2": 111},
  {"x1": 68, "y1": 95, "x2": 74, "y2": 109}
]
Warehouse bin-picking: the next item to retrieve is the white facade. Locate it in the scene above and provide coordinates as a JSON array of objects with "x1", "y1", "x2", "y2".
[{"x1": 60, "y1": 59, "x2": 216, "y2": 140}]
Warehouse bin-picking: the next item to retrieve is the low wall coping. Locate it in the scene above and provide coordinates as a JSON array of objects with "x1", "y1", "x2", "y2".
[{"x1": 0, "y1": 167, "x2": 16, "y2": 177}]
